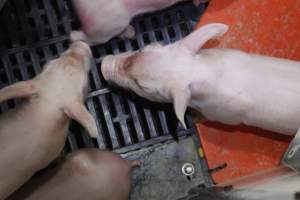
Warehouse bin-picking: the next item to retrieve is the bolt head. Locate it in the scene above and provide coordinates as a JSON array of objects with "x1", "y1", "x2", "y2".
[{"x1": 182, "y1": 163, "x2": 195, "y2": 176}]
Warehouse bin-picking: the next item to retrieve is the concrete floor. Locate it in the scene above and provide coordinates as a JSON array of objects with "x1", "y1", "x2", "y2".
[{"x1": 123, "y1": 136, "x2": 206, "y2": 200}]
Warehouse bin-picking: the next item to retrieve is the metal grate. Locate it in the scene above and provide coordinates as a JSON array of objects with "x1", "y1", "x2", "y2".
[{"x1": 0, "y1": 0, "x2": 206, "y2": 154}]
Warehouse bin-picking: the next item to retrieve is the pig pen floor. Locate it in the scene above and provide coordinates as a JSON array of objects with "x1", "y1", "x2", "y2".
[
  {"x1": 125, "y1": 136, "x2": 206, "y2": 200},
  {"x1": 0, "y1": 1, "x2": 212, "y2": 199}
]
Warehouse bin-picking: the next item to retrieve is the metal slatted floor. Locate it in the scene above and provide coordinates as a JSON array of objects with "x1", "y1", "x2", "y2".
[{"x1": 0, "y1": 0, "x2": 205, "y2": 154}]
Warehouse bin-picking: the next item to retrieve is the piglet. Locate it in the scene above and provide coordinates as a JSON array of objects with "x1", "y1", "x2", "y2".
[
  {"x1": 0, "y1": 41, "x2": 98, "y2": 199},
  {"x1": 101, "y1": 23, "x2": 300, "y2": 136},
  {"x1": 8, "y1": 149, "x2": 140, "y2": 200},
  {"x1": 71, "y1": 0, "x2": 204, "y2": 44}
]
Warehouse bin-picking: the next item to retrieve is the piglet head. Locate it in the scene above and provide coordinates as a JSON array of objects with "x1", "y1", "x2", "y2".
[
  {"x1": 102, "y1": 44, "x2": 175, "y2": 102},
  {"x1": 101, "y1": 23, "x2": 228, "y2": 128},
  {"x1": 40, "y1": 41, "x2": 92, "y2": 81}
]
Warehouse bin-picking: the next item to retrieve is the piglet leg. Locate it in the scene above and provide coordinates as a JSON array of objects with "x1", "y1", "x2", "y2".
[
  {"x1": 64, "y1": 101, "x2": 98, "y2": 138},
  {"x1": 0, "y1": 81, "x2": 37, "y2": 103}
]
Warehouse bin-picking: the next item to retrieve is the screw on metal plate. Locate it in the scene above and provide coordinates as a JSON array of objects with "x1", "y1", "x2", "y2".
[{"x1": 182, "y1": 163, "x2": 195, "y2": 180}]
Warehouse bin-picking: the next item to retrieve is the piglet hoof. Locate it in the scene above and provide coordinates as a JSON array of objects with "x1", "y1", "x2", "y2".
[
  {"x1": 70, "y1": 30, "x2": 89, "y2": 43},
  {"x1": 130, "y1": 160, "x2": 141, "y2": 168},
  {"x1": 119, "y1": 25, "x2": 136, "y2": 40}
]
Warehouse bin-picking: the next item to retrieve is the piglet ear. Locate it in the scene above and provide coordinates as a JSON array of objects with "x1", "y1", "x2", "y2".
[
  {"x1": 0, "y1": 81, "x2": 37, "y2": 103},
  {"x1": 179, "y1": 23, "x2": 229, "y2": 54},
  {"x1": 172, "y1": 85, "x2": 191, "y2": 129},
  {"x1": 64, "y1": 101, "x2": 98, "y2": 138}
]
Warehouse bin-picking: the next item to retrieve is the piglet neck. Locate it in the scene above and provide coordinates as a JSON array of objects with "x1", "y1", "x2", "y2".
[
  {"x1": 123, "y1": 0, "x2": 186, "y2": 16},
  {"x1": 187, "y1": 58, "x2": 220, "y2": 107}
]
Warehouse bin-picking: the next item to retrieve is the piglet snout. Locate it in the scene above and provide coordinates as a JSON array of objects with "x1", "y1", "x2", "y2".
[
  {"x1": 70, "y1": 41, "x2": 92, "y2": 59},
  {"x1": 101, "y1": 55, "x2": 117, "y2": 81}
]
